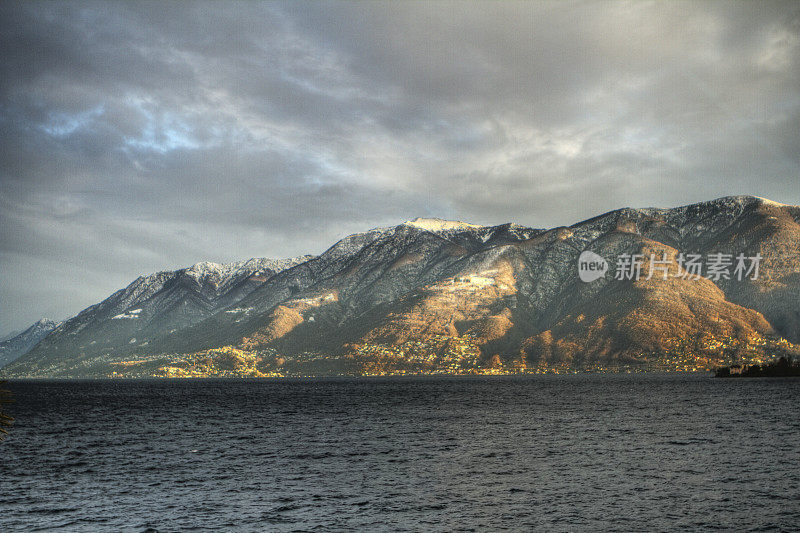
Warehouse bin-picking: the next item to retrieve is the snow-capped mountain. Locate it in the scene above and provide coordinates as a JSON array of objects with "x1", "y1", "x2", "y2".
[
  {"x1": 0, "y1": 319, "x2": 60, "y2": 369},
  {"x1": 4, "y1": 196, "x2": 799, "y2": 377},
  {"x1": 3, "y1": 256, "x2": 311, "y2": 374}
]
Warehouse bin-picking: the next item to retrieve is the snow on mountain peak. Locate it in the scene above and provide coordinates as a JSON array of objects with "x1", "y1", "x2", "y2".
[
  {"x1": 186, "y1": 260, "x2": 223, "y2": 273},
  {"x1": 403, "y1": 218, "x2": 484, "y2": 232},
  {"x1": 697, "y1": 195, "x2": 791, "y2": 210},
  {"x1": 183, "y1": 256, "x2": 313, "y2": 281},
  {"x1": 0, "y1": 318, "x2": 61, "y2": 368},
  {"x1": 753, "y1": 196, "x2": 789, "y2": 207}
]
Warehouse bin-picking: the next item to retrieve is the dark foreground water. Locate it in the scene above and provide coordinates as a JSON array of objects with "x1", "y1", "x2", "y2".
[{"x1": 1, "y1": 375, "x2": 799, "y2": 532}]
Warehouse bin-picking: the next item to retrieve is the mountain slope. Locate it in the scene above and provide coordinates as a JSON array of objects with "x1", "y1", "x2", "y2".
[
  {"x1": 3, "y1": 257, "x2": 311, "y2": 376},
  {"x1": 0, "y1": 319, "x2": 60, "y2": 369},
  {"x1": 3, "y1": 196, "x2": 799, "y2": 377}
]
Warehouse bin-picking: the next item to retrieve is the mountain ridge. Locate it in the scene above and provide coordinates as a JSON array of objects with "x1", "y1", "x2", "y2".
[
  {"x1": 0, "y1": 319, "x2": 61, "y2": 369},
  {"x1": 3, "y1": 195, "x2": 799, "y2": 378}
]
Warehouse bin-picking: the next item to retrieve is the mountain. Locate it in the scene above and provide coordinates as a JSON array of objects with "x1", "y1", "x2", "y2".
[
  {"x1": 0, "y1": 319, "x2": 60, "y2": 369},
  {"x1": 1, "y1": 257, "x2": 311, "y2": 376},
  {"x1": 3, "y1": 196, "x2": 799, "y2": 378}
]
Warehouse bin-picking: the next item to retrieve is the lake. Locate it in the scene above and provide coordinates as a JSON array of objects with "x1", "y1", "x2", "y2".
[{"x1": 1, "y1": 375, "x2": 799, "y2": 531}]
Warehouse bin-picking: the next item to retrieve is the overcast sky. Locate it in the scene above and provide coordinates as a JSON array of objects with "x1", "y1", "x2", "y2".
[{"x1": 1, "y1": 1, "x2": 798, "y2": 333}]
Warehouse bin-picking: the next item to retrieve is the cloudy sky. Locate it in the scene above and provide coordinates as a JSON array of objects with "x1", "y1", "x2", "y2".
[{"x1": 1, "y1": 1, "x2": 798, "y2": 333}]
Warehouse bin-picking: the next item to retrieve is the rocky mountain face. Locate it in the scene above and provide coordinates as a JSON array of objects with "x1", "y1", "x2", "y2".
[
  {"x1": 3, "y1": 196, "x2": 799, "y2": 378},
  {"x1": 0, "y1": 319, "x2": 60, "y2": 369},
  {"x1": 2, "y1": 257, "x2": 311, "y2": 376}
]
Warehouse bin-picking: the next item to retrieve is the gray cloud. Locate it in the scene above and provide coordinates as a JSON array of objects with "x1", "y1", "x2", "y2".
[{"x1": 1, "y1": 0, "x2": 798, "y2": 333}]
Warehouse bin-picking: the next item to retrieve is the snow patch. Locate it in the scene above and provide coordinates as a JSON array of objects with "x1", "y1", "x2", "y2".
[
  {"x1": 112, "y1": 309, "x2": 142, "y2": 319},
  {"x1": 225, "y1": 307, "x2": 253, "y2": 314},
  {"x1": 296, "y1": 292, "x2": 337, "y2": 305}
]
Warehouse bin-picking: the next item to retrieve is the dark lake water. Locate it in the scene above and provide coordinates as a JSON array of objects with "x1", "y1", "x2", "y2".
[{"x1": 1, "y1": 375, "x2": 799, "y2": 532}]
